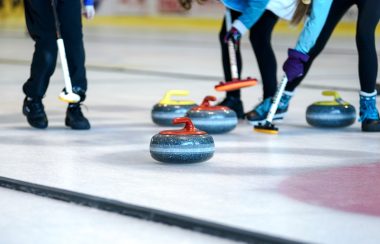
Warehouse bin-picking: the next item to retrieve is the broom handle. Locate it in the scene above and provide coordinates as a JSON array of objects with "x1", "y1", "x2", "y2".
[
  {"x1": 57, "y1": 39, "x2": 73, "y2": 93},
  {"x1": 51, "y1": 0, "x2": 73, "y2": 93},
  {"x1": 225, "y1": 9, "x2": 239, "y2": 80},
  {"x1": 266, "y1": 75, "x2": 288, "y2": 123}
]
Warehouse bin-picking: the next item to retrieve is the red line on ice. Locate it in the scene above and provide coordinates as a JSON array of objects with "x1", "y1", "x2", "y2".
[{"x1": 279, "y1": 163, "x2": 380, "y2": 216}]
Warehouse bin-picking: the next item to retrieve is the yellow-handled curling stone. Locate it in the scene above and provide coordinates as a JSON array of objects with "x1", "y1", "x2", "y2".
[
  {"x1": 151, "y1": 90, "x2": 197, "y2": 126},
  {"x1": 306, "y1": 90, "x2": 356, "y2": 128}
]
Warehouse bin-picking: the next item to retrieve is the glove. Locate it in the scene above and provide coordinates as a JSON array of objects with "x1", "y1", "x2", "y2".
[
  {"x1": 83, "y1": 5, "x2": 95, "y2": 19},
  {"x1": 283, "y1": 49, "x2": 310, "y2": 82},
  {"x1": 224, "y1": 27, "x2": 241, "y2": 49}
]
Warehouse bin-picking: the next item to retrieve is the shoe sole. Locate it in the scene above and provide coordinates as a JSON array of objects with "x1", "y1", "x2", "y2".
[
  {"x1": 65, "y1": 119, "x2": 91, "y2": 130},
  {"x1": 361, "y1": 125, "x2": 380, "y2": 132}
]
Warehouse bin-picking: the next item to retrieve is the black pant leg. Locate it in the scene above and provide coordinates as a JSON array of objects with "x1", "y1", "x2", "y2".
[
  {"x1": 285, "y1": 0, "x2": 354, "y2": 92},
  {"x1": 58, "y1": 0, "x2": 87, "y2": 94},
  {"x1": 355, "y1": 0, "x2": 380, "y2": 93},
  {"x1": 219, "y1": 10, "x2": 242, "y2": 98},
  {"x1": 23, "y1": 0, "x2": 57, "y2": 98},
  {"x1": 249, "y1": 10, "x2": 278, "y2": 99}
]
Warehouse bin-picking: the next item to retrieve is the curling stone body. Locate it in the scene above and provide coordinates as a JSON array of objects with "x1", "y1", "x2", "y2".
[
  {"x1": 152, "y1": 104, "x2": 196, "y2": 126},
  {"x1": 151, "y1": 90, "x2": 197, "y2": 126},
  {"x1": 306, "y1": 91, "x2": 356, "y2": 128},
  {"x1": 186, "y1": 96, "x2": 238, "y2": 134},
  {"x1": 150, "y1": 118, "x2": 215, "y2": 163}
]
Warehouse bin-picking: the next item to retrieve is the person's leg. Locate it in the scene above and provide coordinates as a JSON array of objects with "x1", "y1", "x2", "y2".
[
  {"x1": 356, "y1": 0, "x2": 380, "y2": 131},
  {"x1": 245, "y1": 10, "x2": 279, "y2": 124},
  {"x1": 218, "y1": 9, "x2": 244, "y2": 118},
  {"x1": 22, "y1": 0, "x2": 57, "y2": 129},
  {"x1": 23, "y1": 0, "x2": 57, "y2": 99},
  {"x1": 58, "y1": 0, "x2": 90, "y2": 129},
  {"x1": 285, "y1": 0, "x2": 354, "y2": 92},
  {"x1": 250, "y1": 10, "x2": 279, "y2": 99},
  {"x1": 59, "y1": 0, "x2": 87, "y2": 98},
  {"x1": 219, "y1": 10, "x2": 242, "y2": 98},
  {"x1": 355, "y1": 0, "x2": 380, "y2": 93}
]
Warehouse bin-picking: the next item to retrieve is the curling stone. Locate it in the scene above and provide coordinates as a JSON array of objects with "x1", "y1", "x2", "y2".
[
  {"x1": 306, "y1": 91, "x2": 356, "y2": 128},
  {"x1": 150, "y1": 117, "x2": 215, "y2": 163},
  {"x1": 151, "y1": 90, "x2": 197, "y2": 126},
  {"x1": 186, "y1": 96, "x2": 238, "y2": 134}
]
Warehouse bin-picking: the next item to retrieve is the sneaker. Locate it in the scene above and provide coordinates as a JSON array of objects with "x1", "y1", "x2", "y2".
[
  {"x1": 22, "y1": 97, "x2": 48, "y2": 129},
  {"x1": 65, "y1": 103, "x2": 91, "y2": 130},
  {"x1": 217, "y1": 96, "x2": 244, "y2": 119},
  {"x1": 246, "y1": 91, "x2": 293, "y2": 125},
  {"x1": 359, "y1": 91, "x2": 380, "y2": 132}
]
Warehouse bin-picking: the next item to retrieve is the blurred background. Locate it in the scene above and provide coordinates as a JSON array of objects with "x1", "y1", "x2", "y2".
[{"x1": 0, "y1": 0, "x2": 362, "y2": 34}]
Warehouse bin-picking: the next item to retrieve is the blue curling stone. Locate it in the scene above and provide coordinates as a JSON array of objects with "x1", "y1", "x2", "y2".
[
  {"x1": 150, "y1": 117, "x2": 214, "y2": 164},
  {"x1": 186, "y1": 96, "x2": 238, "y2": 134},
  {"x1": 152, "y1": 104, "x2": 196, "y2": 126},
  {"x1": 306, "y1": 91, "x2": 356, "y2": 128},
  {"x1": 151, "y1": 90, "x2": 197, "y2": 126}
]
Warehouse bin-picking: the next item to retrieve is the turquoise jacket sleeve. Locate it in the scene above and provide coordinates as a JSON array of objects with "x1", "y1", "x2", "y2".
[
  {"x1": 238, "y1": 0, "x2": 270, "y2": 31},
  {"x1": 295, "y1": 0, "x2": 333, "y2": 54}
]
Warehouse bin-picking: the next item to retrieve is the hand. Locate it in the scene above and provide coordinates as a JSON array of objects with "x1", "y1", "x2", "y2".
[
  {"x1": 83, "y1": 5, "x2": 95, "y2": 20},
  {"x1": 283, "y1": 49, "x2": 310, "y2": 82},
  {"x1": 224, "y1": 27, "x2": 241, "y2": 49}
]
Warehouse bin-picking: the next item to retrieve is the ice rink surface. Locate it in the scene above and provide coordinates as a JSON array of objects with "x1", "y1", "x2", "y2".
[{"x1": 0, "y1": 26, "x2": 380, "y2": 243}]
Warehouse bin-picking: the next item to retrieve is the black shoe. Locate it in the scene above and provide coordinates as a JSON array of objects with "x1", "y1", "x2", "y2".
[
  {"x1": 217, "y1": 96, "x2": 244, "y2": 119},
  {"x1": 65, "y1": 104, "x2": 91, "y2": 130},
  {"x1": 22, "y1": 97, "x2": 48, "y2": 129},
  {"x1": 361, "y1": 119, "x2": 380, "y2": 132},
  {"x1": 376, "y1": 83, "x2": 380, "y2": 96}
]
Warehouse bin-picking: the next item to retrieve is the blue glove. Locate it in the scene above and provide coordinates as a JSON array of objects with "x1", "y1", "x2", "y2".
[
  {"x1": 224, "y1": 27, "x2": 241, "y2": 49},
  {"x1": 283, "y1": 49, "x2": 310, "y2": 82}
]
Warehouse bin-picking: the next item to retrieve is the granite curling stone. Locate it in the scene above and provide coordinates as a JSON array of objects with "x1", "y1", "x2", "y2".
[
  {"x1": 151, "y1": 90, "x2": 197, "y2": 126},
  {"x1": 186, "y1": 95, "x2": 238, "y2": 134},
  {"x1": 150, "y1": 117, "x2": 215, "y2": 163},
  {"x1": 306, "y1": 90, "x2": 356, "y2": 128}
]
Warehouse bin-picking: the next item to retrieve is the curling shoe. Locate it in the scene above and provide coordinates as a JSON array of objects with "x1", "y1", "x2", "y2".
[
  {"x1": 246, "y1": 91, "x2": 293, "y2": 125},
  {"x1": 359, "y1": 91, "x2": 380, "y2": 132},
  {"x1": 217, "y1": 96, "x2": 244, "y2": 119},
  {"x1": 65, "y1": 103, "x2": 91, "y2": 130},
  {"x1": 22, "y1": 97, "x2": 48, "y2": 129}
]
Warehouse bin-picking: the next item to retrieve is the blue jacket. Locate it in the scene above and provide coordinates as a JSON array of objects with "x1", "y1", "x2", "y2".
[
  {"x1": 221, "y1": 0, "x2": 333, "y2": 54},
  {"x1": 83, "y1": 0, "x2": 94, "y2": 6},
  {"x1": 294, "y1": 0, "x2": 333, "y2": 54},
  {"x1": 221, "y1": 0, "x2": 269, "y2": 35}
]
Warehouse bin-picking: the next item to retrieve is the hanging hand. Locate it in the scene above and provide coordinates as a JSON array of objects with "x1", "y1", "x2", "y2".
[
  {"x1": 83, "y1": 4, "x2": 95, "y2": 19},
  {"x1": 224, "y1": 27, "x2": 242, "y2": 49}
]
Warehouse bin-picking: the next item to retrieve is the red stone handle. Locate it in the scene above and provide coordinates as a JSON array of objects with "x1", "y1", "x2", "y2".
[
  {"x1": 159, "y1": 117, "x2": 206, "y2": 135},
  {"x1": 172, "y1": 117, "x2": 196, "y2": 132},
  {"x1": 200, "y1": 96, "x2": 217, "y2": 107}
]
